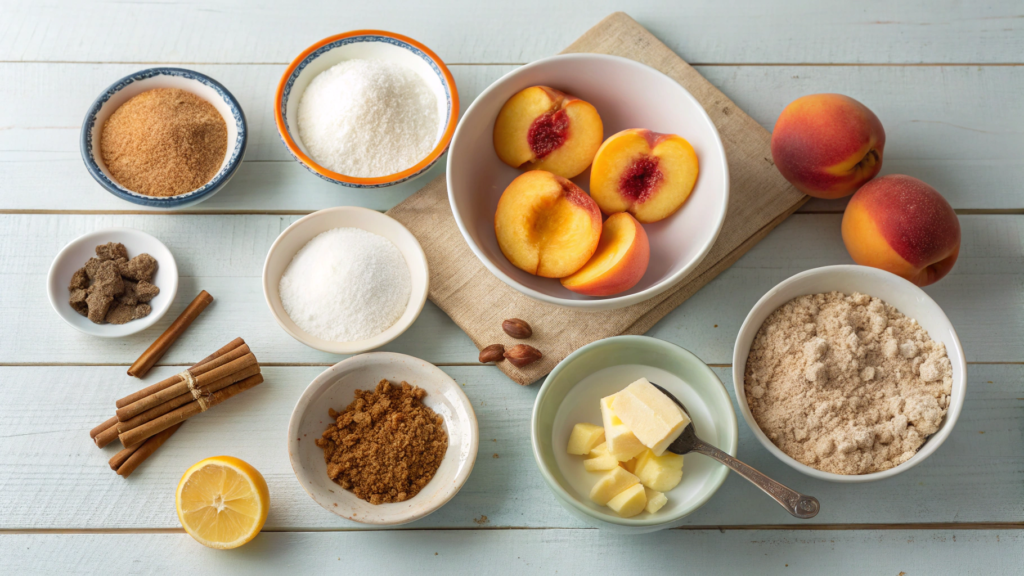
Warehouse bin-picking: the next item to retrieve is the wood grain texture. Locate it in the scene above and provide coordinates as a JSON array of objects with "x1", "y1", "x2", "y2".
[
  {"x1": 1, "y1": 530, "x2": 1024, "y2": 576},
  {"x1": 2, "y1": 1, "x2": 1022, "y2": 64},
  {"x1": 2, "y1": 213, "x2": 1019, "y2": 365},
  {"x1": 0, "y1": 364, "x2": 1019, "y2": 530},
  {"x1": 1, "y1": 63, "x2": 1021, "y2": 212}
]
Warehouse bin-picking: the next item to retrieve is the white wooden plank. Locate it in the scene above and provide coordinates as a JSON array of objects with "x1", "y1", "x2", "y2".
[
  {"x1": 1, "y1": 63, "x2": 1021, "y2": 211},
  {"x1": 2, "y1": 213, "x2": 1020, "y2": 365},
  {"x1": 0, "y1": 364, "x2": 1019, "y2": 530},
  {"x1": 2, "y1": 529, "x2": 1023, "y2": 575},
  {"x1": 2, "y1": 0, "x2": 1022, "y2": 65}
]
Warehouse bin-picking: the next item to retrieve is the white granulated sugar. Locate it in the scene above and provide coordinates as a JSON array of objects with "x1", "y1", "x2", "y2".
[
  {"x1": 279, "y1": 227, "x2": 411, "y2": 342},
  {"x1": 297, "y1": 59, "x2": 441, "y2": 178}
]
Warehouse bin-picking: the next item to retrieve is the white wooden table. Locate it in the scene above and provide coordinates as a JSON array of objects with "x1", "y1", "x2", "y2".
[{"x1": 1, "y1": 1, "x2": 1022, "y2": 573}]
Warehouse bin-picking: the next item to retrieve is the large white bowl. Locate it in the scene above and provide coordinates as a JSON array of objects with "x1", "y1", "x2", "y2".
[
  {"x1": 47, "y1": 228, "x2": 178, "y2": 337},
  {"x1": 732, "y1": 265, "x2": 967, "y2": 483},
  {"x1": 262, "y1": 207, "x2": 429, "y2": 354},
  {"x1": 447, "y1": 54, "x2": 729, "y2": 310},
  {"x1": 288, "y1": 352, "x2": 478, "y2": 525}
]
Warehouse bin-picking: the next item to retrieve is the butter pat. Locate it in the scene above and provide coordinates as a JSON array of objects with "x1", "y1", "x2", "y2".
[
  {"x1": 634, "y1": 449, "x2": 684, "y2": 492},
  {"x1": 606, "y1": 483, "x2": 647, "y2": 518},
  {"x1": 566, "y1": 423, "x2": 605, "y2": 455},
  {"x1": 589, "y1": 466, "x2": 640, "y2": 506},
  {"x1": 644, "y1": 487, "x2": 668, "y2": 514},
  {"x1": 600, "y1": 396, "x2": 646, "y2": 461},
  {"x1": 583, "y1": 454, "x2": 619, "y2": 472},
  {"x1": 610, "y1": 379, "x2": 690, "y2": 455}
]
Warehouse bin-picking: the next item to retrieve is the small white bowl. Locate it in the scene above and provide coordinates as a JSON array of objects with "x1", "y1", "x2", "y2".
[
  {"x1": 262, "y1": 206, "x2": 429, "y2": 354},
  {"x1": 275, "y1": 30, "x2": 459, "y2": 188},
  {"x1": 81, "y1": 67, "x2": 247, "y2": 209},
  {"x1": 732, "y1": 265, "x2": 967, "y2": 483},
  {"x1": 288, "y1": 352, "x2": 478, "y2": 525},
  {"x1": 47, "y1": 228, "x2": 179, "y2": 337},
  {"x1": 447, "y1": 54, "x2": 729, "y2": 310}
]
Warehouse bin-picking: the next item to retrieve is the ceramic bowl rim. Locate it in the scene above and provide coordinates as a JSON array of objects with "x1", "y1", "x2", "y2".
[
  {"x1": 274, "y1": 29, "x2": 460, "y2": 188},
  {"x1": 446, "y1": 53, "x2": 730, "y2": 310},
  {"x1": 287, "y1": 352, "x2": 479, "y2": 525},
  {"x1": 731, "y1": 264, "x2": 968, "y2": 483},
  {"x1": 79, "y1": 67, "x2": 248, "y2": 208},
  {"x1": 261, "y1": 206, "x2": 429, "y2": 354},
  {"x1": 531, "y1": 335, "x2": 738, "y2": 527},
  {"x1": 46, "y1": 227, "x2": 179, "y2": 337}
]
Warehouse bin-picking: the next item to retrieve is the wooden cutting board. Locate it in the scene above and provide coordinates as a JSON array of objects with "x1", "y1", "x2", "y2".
[{"x1": 387, "y1": 12, "x2": 807, "y2": 385}]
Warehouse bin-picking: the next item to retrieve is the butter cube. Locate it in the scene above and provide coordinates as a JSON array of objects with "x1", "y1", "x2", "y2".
[
  {"x1": 644, "y1": 487, "x2": 668, "y2": 514},
  {"x1": 583, "y1": 454, "x2": 619, "y2": 472},
  {"x1": 567, "y1": 423, "x2": 606, "y2": 455},
  {"x1": 619, "y1": 457, "x2": 638, "y2": 474},
  {"x1": 600, "y1": 396, "x2": 646, "y2": 461},
  {"x1": 634, "y1": 449, "x2": 684, "y2": 492},
  {"x1": 610, "y1": 378, "x2": 690, "y2": 455},
  {"x1": 589, "y1": 442, "x2": 609, "y2": 457},
  {"x1": 589, "y1": 466, "x2": 640, "y2": 506},
  {"x1": 606, "y1": 483, "x2": 647, "y2": 518}
]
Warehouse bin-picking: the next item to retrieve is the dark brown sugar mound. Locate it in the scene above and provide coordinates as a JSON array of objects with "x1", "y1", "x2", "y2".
[
  {"x1": 101, "y1": 88, "x2": 228, "y2": 197},
  {"x1": 315, "y1": 379, "x2": 448, "y2": 505}
]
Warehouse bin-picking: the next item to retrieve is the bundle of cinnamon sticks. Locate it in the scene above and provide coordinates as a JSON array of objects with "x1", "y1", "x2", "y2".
[{"x1": 90, "y1": 337, "x2": 264, "y2": 477}]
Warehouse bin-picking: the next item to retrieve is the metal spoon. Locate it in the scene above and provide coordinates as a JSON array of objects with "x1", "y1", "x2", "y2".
[{"x1": 651, "y1": 383, "x2": 820, "y2": 519}]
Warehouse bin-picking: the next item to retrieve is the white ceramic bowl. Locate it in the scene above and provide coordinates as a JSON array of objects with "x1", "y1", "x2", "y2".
[
  {"x1": 732, "y1": 265, "x2": 967, "y2": 483},
  {"x1": 288, "y1": 352, "x2": 478, "y2": 525},
  {"x1": 262, "y1": 206, "x2": 429, "y2": 354},
  {"x1": 532, "y1": 336, "x2": 738, "y2": 533},
  {"x1": 447, "y1": 54, "x2": 729, "y2": 310},
  {"x1": 47, "y1": 228, "x2": 178, "y2": 337},
  {"x1": 81, "y1": 67, "x2": 247, "y2": 209},
  {"x1": 275, "y1": 30, "x2": 459, "y2": 188}
]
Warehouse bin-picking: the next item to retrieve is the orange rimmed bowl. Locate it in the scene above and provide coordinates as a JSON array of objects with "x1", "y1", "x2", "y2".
[{"x1": 275, "y1": 31, "x2": 459, "y2": 188}]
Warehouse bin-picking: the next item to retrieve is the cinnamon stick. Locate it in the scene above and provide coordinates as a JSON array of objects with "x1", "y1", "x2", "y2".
[
  {"x1": 90, "y1": 416, "x2": 118, "y2": 440},
  {"x1": 93, "y1": 422, "x2": 121, "y2": 448},
  {"x1": 119, "y1": 373, "x2": 264, "y2": 448},
  {"x1": 114, "y1": 423, "x2": 183, "y2": 478},
  {"x1": 127, "y1": 290, "x2": 214, "y2": 378},
  {"x1": 116, "y1": 337, "x2": 245, "y2": 409},
  {"x1": 116, "y1": 352, "x2": 258, "y2": 422},
  {"x1": 116, "y1": 363, "x2": 261, "y2": 434}
]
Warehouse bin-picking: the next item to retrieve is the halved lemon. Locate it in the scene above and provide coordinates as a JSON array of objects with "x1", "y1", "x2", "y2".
[{"x1": 176, "y1": 456, "x2": 270, "y2": 549}]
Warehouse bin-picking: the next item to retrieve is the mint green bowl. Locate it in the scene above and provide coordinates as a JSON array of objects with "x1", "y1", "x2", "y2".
[{"x1": 531, "y1": 336, "x2": 738, "y2": 532}]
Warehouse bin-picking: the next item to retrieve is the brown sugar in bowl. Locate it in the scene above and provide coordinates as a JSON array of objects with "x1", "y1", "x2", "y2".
[{"x1": 287, "y1": 352, "x2": 478, "y2": 525}]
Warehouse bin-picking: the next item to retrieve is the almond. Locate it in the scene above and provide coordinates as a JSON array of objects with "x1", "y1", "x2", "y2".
[
  {"x1": 504, "y1": 344, "x2": 542, "y2": 368},
  {"x1": 502, "y1": 318, "x2": 533, "y2": 339},
  {"x1": 478, "y1": 344, "x2": 505, "y2": 363}
]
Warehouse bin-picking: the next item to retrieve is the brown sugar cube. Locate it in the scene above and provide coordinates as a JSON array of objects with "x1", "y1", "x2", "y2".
[
  {"x1": 69, "y1": 268, "x2": 89, "y2": 291},
  {"x1": 90, "y1": 260, "x2": 124, "y2": 297},
  {"x1": 105, "y1": 302, "x2": 151, "y2": 324},
  {"x1": 84, "y1": 257, "x2": 104, "y2": 280},
  {"x1": 85, "y1": 292, "x2": 114, "y2": 324},
  {"x1": 69, "y1": 288, "x2": 89, "y2": 316},
  {"x1": 134, "y1": 280, "x2": 160, "y2": 302},
  {"x1": 123, "y1": 253, "x2": 158, "y2": 282},
  {"x1": 95, "y1": 242, "x2": 129, "y2": 261},
  {"x1": 118, "y1": 280, "x2": 139, "y2": 306}
]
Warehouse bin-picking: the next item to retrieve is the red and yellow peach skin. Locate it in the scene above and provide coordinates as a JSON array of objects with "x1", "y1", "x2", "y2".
[
  {"x1": 842, "y1": 174, "x2": 960, "y2": 286},
  {"x1": 771, "y1": 94, "x2": 885, "y2": 199}
]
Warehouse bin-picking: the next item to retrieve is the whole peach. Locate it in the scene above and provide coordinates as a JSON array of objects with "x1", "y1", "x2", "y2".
[
  {"x1": 771, "y1": 94, "x2": 885, "y2": 199},
  {"x1": 842, "y1": 175, "x2": 960, "y2": 286}
]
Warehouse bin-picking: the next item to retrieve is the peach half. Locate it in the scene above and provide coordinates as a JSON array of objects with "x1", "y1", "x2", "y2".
[
  {"x1": 561, "y1": 212, "x2": 650, "y2": 296},
  {"x1": 494, "y1": 170, "x2": 603, "y2": 278},
  {"x1": 493, "y1": 86, "x2": 604, "y2": 179},
  {"x1": 771, "y1": 93, "x2": 885, "y2": 199},
  {"x1": 842, "y1": 174, "x2": 960, "y2": 287},
  {"x1": 589, "y1": 129, "x2": 699, "y2": 223}
]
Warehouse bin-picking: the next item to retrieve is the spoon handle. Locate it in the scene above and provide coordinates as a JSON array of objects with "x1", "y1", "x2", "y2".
[{"x1": 689, "y1": 437, "x2": 820, "y2": 519}]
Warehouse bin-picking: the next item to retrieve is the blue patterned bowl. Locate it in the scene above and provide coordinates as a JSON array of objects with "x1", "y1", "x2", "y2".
[
  {"x1": 275, "y1": 31, "x2": 458, "y2": 188},
  {"x1": 80, "y1": 68, "x2": 247, "y2": 209}
]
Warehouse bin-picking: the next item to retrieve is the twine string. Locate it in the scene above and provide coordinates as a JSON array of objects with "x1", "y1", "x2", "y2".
[{"x1": 180, "y1": 370, "x2": 210, "y2": 412}]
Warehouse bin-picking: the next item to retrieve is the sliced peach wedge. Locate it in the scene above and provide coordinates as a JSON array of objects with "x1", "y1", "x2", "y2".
[
  {"x1": 590, "y1": 129, "x2": 699, "y2": 223},
  {"x1": 495, "y1": 170, "x2": 602, "y2": 278},
  {"x1": 561, "y1": 212, "x2": 650, "y2": 296},
  {"x1": 493, "y1": 86, "x2": 604, "y2": 179}
]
